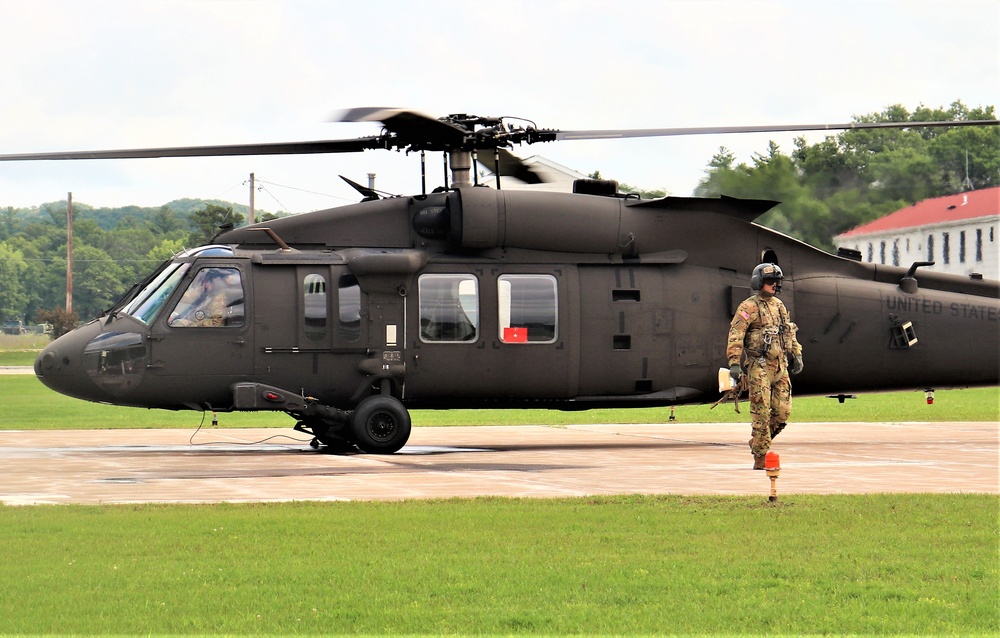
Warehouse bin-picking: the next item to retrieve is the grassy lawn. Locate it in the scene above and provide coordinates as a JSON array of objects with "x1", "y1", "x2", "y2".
[
  {"x1": 2, "y1": 346, "x2": 997, "y2": 636},
  {"x1": 1, "y1": 373, "x2": 997, "y2": 429},
  {"x1": 0, "y1": 495, "x2": 996, "y2": 636}
]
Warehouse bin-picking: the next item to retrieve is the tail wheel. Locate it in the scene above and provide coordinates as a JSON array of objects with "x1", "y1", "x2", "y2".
[{"x1": 350, "y1": 395, "x2": 411, "y2": 454}]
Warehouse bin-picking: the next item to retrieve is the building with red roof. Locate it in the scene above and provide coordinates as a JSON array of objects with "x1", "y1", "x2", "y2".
[{"x1": 834, "y1": 187, "x2": 999, "y2": 280}]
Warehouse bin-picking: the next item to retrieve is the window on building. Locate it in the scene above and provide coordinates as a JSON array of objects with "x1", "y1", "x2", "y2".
[
  {"x1": 498, "y1": 275, "x2": 558, "y2": 344},
  {"x1": 879, "y1": 241, "x2": 886, "y2": 265},
  {"x1": 976, "y1": 228, "x2": 983, "y2": 262},
  {"x1": 942, "y1": 232, "x2": 950, "y2": 265},
  {"x1": 892, "y1": 240, "x2": 899, "y2": 267},
  {"x1": 959, "y1": 231, "x2": 966, "y2": 264},
  {"x1": 927, "y1": 234, "x2": 934, "y2": 262},
  {"x1": 867, "y1": 243, "x2": 873, "y2": 262}
]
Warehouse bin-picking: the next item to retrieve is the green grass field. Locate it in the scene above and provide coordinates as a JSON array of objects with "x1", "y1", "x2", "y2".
[
  {"x1": 2, "y1": 348, "x2": 998, "y2": 636},
  {"x1": 1, "y1": 374, "x2": 998, "y2": 429},
  {"x1": 0, "y1": 495, "x2": 996, "y2": 636}
]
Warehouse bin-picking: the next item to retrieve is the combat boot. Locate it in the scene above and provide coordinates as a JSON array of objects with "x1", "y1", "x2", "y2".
[{"x1": 753, "y1": 455, "x2": 766, "y2": 470}]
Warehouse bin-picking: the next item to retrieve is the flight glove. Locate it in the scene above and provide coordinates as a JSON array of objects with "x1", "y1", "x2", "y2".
[{"x1": 790, "y1": 354, "x2": 804, "y2": 375}]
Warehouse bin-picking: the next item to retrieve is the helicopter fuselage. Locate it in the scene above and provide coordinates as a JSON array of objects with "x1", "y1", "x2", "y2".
[{"x1": 34, "y1": 188, "x2": 1000, "y2": 452}]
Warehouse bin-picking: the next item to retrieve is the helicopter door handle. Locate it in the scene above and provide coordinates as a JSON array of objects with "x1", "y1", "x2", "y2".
[{"x1": 232, "y1": 339, "x2": 245, "y2": 345}]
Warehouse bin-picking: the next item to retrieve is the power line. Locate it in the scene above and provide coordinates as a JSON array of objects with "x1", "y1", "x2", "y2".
[{"x1": 255, "y1": 178, "x2": 358, "y2": 207}]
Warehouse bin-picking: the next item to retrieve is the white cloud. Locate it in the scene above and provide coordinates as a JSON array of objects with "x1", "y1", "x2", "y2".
[{"x1": 0, "y1": 0, "x2": 996, "y2": 210}]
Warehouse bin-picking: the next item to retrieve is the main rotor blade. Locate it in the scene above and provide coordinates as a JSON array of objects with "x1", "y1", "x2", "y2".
[
  {"x1": 479, "y1": 148, "x2": 548, "y2": 184},
  {"x1": 337, "y1": 107, "x2": 469, "y2": 148},
  {"x1": 0, "y1": 137, "x2": 383, "y2": 162},
  {"x1": 553, "y1": 119, "x2": 1000, "y2": 141}
]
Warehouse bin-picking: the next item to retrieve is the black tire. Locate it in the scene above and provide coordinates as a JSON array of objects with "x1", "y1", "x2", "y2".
[{"x1": 350, "y1": 395, "x2": 411, "y2": 454}]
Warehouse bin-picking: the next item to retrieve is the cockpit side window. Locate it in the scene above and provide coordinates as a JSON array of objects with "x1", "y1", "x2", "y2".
[{"x1": 167, "y1": 268, "x2": 245, "y2": 328}]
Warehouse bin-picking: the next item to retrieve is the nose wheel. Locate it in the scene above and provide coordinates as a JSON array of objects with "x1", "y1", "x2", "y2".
[{"x1": 350, "y1": 395, "x2": 411, "y2": 454}]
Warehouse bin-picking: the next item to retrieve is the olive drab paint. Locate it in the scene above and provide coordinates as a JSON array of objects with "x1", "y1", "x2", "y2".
[{"x1": 12, "y1": 110, "x2": 1000, "y2": 454}]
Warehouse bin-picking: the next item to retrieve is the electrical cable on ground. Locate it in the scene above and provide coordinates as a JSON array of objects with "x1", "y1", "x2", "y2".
[{"x1": 188, "y1": 409, "x2": 313, "y2": 447}]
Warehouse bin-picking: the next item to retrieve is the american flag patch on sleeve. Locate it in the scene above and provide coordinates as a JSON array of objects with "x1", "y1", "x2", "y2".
[{"x1": 740, "y1": 310, "x2": 750, "y2": 320}]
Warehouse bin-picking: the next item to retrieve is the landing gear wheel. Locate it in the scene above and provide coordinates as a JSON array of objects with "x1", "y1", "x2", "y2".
[{"x1": 350, "y1": 395, "x2": 411, "y2": 454}]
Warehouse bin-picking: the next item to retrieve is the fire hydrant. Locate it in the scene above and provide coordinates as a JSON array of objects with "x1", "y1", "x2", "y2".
[{"x1": 765, "y1": 450, "x2": 780, "y2": 502}]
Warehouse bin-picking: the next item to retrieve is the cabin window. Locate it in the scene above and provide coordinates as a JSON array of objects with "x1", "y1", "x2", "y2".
[
  {"x1": 338, "y1": 274, "x2": 361, "y2": 342},
  {"x1": 167, "y1": 268, "x2": 245, "y2": 328},
  {"x1": 418, "y1": 274, "x2": 479, "y2": 343},
  {"x1": 498, "y1": 275, "x2": 557, "y2": 344},
  {"x1": 303, "y1": 273, "x2": 327, "y2": 342}
]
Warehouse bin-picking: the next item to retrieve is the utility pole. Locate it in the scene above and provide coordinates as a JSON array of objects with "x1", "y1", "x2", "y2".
[
  {"x1": 249, "y1": 172, "x2": 255, "y2": 225},
  {"x1": 66, "y1": 192, "x2": 73, "y2": 313}
]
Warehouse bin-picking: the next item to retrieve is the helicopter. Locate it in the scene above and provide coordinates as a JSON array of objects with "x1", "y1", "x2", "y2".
[{"x1": 3, "y1": 108, "x2": 998, "y2": 453}]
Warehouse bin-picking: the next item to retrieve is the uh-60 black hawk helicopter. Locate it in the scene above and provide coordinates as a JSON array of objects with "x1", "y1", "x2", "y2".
[{"x1": 4, "y1": 108, "x2": 998, "y2": 453}]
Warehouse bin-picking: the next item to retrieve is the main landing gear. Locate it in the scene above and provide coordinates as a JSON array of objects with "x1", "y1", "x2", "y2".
[{"x1": 295, "y1": 394, "x2": 411, "y2": 454}]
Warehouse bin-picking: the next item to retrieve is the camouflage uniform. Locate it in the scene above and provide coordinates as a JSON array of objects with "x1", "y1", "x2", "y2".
[
  {"x1": 169, "y1": 292, "x2": 227, "y2": 327},
  {"x1": 197, "y1": 293, "x2": 228, "y2": 327},
  {"x1": 727, "y1": 293, "x2": 802, "y2": 459}
]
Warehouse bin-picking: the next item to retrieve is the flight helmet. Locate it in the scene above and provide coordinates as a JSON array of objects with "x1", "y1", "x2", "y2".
[{"x1": 750, "y1": 262, "x2": 783, "y2": 294}]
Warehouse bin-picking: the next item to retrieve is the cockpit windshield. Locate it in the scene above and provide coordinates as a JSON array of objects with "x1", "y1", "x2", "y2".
[
  {"x1": 121, "y1": 263, "x2": 190, "y2": 325},
  {"x1": 120, "y1": 246, "x2": 235, "y2": 325}
]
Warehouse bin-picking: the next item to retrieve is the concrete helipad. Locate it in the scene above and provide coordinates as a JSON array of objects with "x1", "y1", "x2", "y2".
[{"x1": 0, "y1": 421, "x2": 995, "y2": 505}]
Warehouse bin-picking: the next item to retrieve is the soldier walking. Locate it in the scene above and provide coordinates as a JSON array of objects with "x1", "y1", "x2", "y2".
[{"x1": 727, "y1": 263, "x2": 803, "y2": 469}]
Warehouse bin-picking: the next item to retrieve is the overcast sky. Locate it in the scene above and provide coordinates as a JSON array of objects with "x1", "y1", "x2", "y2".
[{"x1": 0, "y1": 0, "x2": 997, "y2": 213}]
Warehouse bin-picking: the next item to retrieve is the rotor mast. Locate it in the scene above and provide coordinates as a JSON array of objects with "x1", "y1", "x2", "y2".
[{"x1": 448, "y1": 151, "x2": 474, "y2": 189}]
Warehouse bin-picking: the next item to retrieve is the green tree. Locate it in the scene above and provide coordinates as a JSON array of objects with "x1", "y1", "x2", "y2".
[
  {"x1": 0, "y1": 241, "x2": 29, "y2": 320},
  {"x1": 147, "y1": 238, "x2": 187, "y2": 264},
  {"x1": 148, "y1": 205, "x2": 185, "y2": 235},
  {"x1": 188, "y1": 204, "x2": 244, "y2": 246},
  {"x1": 694, "y1": 101, "x2": 998, "y2": 249},
  {"x1": 0, "y1": 207, "x2": 23, "y2": 240},
  {"x1": 36, "y1": 306, "x2": 78, "y2": 338},
  {"x1": 71, "y1": 245, "x2": 127, "y2": 321}
]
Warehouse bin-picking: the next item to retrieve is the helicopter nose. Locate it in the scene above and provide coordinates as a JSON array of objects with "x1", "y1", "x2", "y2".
[
  {"x1": 35, "y1": 321, "x2": 100, "y2": 400},
  {"x1": 34, "y1": 320, "x2": 143, "y2": 403}
]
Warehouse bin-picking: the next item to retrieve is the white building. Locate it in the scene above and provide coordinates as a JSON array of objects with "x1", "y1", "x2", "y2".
[{"x1": 834, "y1": 187, "x2": 999, "y2": 280}]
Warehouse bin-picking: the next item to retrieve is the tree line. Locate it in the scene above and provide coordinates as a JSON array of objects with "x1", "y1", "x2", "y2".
[
  {"x1": 0, "y1": 200, "x2": 280, "y2": 328},
  {"x1": 691, "y1": 101, "x2": 998, "y2": 250},
  {"x1": 0, "y1": 101, "x2": 995, "y2": 330}
]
